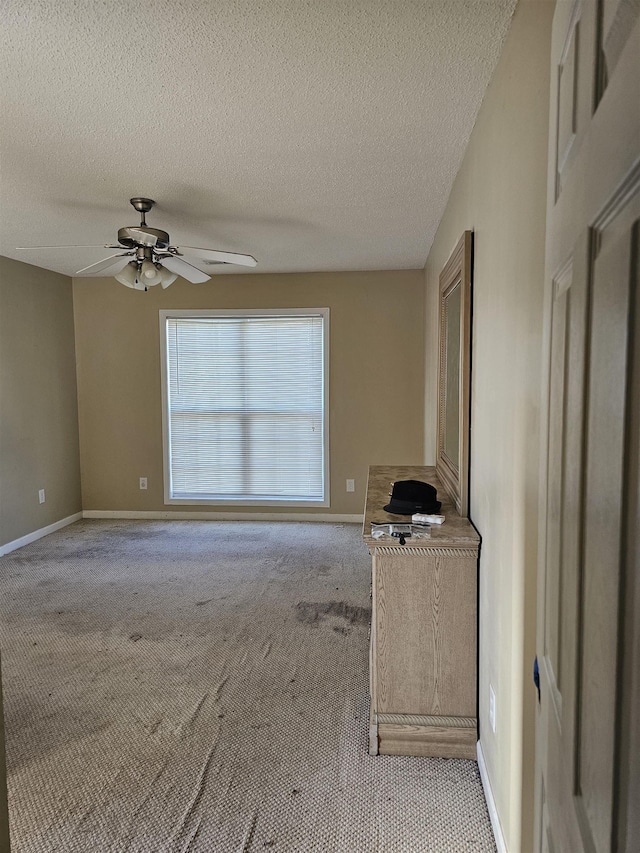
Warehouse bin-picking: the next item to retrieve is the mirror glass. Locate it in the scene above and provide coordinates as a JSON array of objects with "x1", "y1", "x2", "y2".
[{"x1": 444, "y1": 280, "x2": 461, "y2": 466}]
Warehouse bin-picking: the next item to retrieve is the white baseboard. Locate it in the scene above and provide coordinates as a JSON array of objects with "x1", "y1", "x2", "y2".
[
  {"x1": 477, "y1": 740, "x2": 507, "y2": 853},
  {"x1": 82, "y1": 510, "x2": 363, "y2": 524},
  {"x1": 0, "y1": 512, "x2": 83, "y2": 556}
]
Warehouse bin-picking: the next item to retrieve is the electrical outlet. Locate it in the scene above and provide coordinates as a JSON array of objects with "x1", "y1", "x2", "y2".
[
  {"x1": 139, "y1": 477, "x2": 148, "y2": 490},
  {"x1": 346, "y1": 479, "x2": 355, "y2": 492},
  {"x1": 489, "y1": 684, "x2": 496, "y2": 733},
  {"x1": 38, "y1": 489, "x2": 46, "y2": 504}
]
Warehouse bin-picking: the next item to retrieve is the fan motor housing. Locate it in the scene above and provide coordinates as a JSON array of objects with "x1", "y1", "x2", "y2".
[{"x1": 118, "y1": 226, "x2": 170, "y2": 249}]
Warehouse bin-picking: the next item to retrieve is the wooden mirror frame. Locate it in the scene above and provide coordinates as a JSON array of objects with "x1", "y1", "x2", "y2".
[{"x1": 436, "y1": 231, "x2": 472, "y2": 517}]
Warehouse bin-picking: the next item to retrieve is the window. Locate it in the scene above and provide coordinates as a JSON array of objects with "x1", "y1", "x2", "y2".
[{"x1": 160, "y1": 309, "x2": 329, "y2": 505}]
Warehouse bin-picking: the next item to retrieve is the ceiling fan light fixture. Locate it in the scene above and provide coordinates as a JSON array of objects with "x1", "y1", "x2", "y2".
[
  {"x1": 159, "y1": 266, "x2": 178, "y2": 289},
  {"x1": 139, "y1": 259, "x2": 163, "y2": 286},
  {"x1": 114, "y1": 261, "x2": 139, "y2": 289}
]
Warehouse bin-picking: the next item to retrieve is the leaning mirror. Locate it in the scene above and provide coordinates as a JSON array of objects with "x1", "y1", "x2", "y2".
[{"x1": 436, "y1": 231, "x2": 472, "y2": 517}]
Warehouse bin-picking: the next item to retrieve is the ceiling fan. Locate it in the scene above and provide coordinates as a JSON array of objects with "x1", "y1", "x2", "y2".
[{"x1": 17, "y1": 197, "x2": 257, "y2": 290}]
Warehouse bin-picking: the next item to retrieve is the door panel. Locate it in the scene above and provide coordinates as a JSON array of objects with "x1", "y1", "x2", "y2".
[
  {"x1": 539, "y1": 234, "x2": 590, "y2": 853},
  {"x1": 600, "y1": 0, "x2": 640, "y2": 85},
  {"x1": 536, "y1": 1, "x2": 639, "y2": 850},
  {"x1": 577, "y1": 196, "x2": 639, "y2": 853},
  {"x1": 616, "y1": 217, "x2": 640, "y2": 852}
]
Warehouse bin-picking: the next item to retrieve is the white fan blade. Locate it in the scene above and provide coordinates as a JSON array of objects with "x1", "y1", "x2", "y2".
[
  {"x1": 176, "y1": 246, "x2": 257, "y2": 267},
  {"x1": 75, "y1": 254, "x2": 132, "y2": 276},
  {"x1": 17, "y1": 244, "x2": 122, "y2": 249},
  {"x1": 161, "y1": 255, "x2": 211, "y2": 284}
]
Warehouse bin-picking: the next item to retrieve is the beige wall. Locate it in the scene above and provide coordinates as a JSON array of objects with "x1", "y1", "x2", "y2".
[
  {"x1": 423, "y1": 2, "x2": 553, "y2": 850},
  {"x1": 73, "y1": 269, "x2": 424, "y2": 515},
  {"x1": 0, "y1": 257, "x2": 81, "y2": 548}
]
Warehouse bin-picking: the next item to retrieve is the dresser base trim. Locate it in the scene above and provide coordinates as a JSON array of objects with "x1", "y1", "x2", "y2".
[{"x1": 377, "y1": 721, "x2": 477, "y2": 758}]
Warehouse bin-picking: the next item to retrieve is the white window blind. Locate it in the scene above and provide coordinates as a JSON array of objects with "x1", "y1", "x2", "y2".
[{"x1": 162, "y1": 311, "x2": 327, "y2": 503}]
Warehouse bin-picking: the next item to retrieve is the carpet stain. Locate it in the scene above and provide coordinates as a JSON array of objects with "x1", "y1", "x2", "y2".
[
  {"x1": 295, "y1": 600, "x2": 371, "y2": 627},
  {"x1": 109, "y1": 528, "x2": 168, "y2": 540}
]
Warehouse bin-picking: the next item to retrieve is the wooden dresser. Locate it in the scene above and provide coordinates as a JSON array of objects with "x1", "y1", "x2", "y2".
[{"x1": 363, "y1": 465, "x2": 480, "y2": 758}]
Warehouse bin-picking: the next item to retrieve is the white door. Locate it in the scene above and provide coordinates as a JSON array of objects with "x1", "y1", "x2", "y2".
[{"x1": 536, "y1": 1, "x2": 640, "y2": 851}]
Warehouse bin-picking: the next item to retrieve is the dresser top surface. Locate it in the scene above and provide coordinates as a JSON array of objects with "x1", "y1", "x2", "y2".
[{"x1": 362, "y1": 465, "x2": 480, "y2": 549}]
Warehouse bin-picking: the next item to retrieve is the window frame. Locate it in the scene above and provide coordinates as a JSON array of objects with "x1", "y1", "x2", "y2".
[{"x1": 159, "y1": 308, "x2": 330, "y2": 507}]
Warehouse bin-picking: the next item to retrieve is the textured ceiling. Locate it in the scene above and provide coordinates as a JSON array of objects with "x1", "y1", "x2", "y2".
[{"x1": 0, "y1": 0, "x2": 517, "y2": 277}]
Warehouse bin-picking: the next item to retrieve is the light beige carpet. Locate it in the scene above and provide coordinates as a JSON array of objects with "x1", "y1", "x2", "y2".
[{"x1": 0, "y1": 520, "x2": 495, "y2": 852}]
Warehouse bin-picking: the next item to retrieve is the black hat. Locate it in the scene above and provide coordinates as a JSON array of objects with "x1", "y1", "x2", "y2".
[{"x1": 383, "y1": 480, "x2": 442, "y2": 515}]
